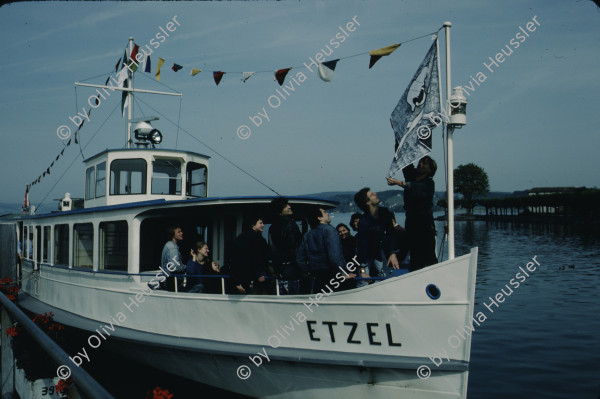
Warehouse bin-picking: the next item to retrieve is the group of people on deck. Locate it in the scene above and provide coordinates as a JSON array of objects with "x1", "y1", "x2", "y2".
[{"x1": 159, "y1": 156, "x2": 439, "y2": 295}]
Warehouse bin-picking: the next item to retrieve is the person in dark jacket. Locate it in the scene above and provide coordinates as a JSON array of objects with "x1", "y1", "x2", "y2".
[
  {"x1": 349, "y1": 213, "x2": 361, "y2": 232},
  {"x1": 336, "y1": 223, "x2": 357, "y2": 264},
  {"x1": 353, "y1": 188, "x2": 399, "y2": 287},
  {"x1": 336, "y1": 223, "x2": 358, "y2": 291},
  {"x1": 297, "y1": 208, "x2": 356, "y2": 293},
  {"x1": 386, "y1": 155, "x2": 438, "y2": 271},
  {"x1": 230, "y1": 216, "x2": 269, "y2": 295},
  {"x1": 268, "y1": 197, "x2": 302, "y2": 295},
  {"x1": 186, "y1": 241, "x2": 220, "y2": 293}
]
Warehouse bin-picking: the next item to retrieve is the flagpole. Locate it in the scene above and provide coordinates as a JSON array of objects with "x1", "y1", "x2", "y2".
[
  {"x1": 443, "y1": 21, "x2": 455, "y2": 260},
  {"x1": 127, "y1": 37, "x2": 134, "y2": 149}
]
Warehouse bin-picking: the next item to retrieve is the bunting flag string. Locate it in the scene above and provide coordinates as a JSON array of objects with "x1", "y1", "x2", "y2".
[
  {"x1": 28, "y1": 41, "x2": 137, "y2": 190},
  {"x1": 26, "y1": 29, "x2": 438, "y2": 192},
  {"x1": 318, "y1": 59, "x2": 339, "y2": 83},
  {"x1": 241, "y1": 72, "x2": 255, "y2": 83},
  {"x1": 28, "y1": 120, "x2": 83, "y2": 188},
  {"x1": 155, "y1": 57, "x2": 165, "y2": 81},
  {"x1": 213, "y1": 71, "x2": 225, "y2": 86},
  {"x1": 120, "y1": 49, "x2": 127, "y2": 70},
  {"x1": 129, "y1": 28, "x2": 438, "y2": 85},
  {"x1": 144, "y1": 55, "x2": 152, "y2": 73},
  {"x1": 129, "y1": 44, "x2": 140, "y2": 72},
  {"x1": 274, "y1": 68, "x2": 292, "y2": 86},
  {"x1": 27, "y1": 83, "x2": 98, "y2": 188},
  {"x1": 368, "y1": 43, "x2": 401, "y2": 68}
]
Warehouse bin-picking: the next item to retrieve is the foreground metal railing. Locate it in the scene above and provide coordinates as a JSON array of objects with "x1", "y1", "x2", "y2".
[
  {"x1": 0, "y1": 291, "x2": 115, "y2": 399},
  {"x1": 172, "y1": 270, "x2": 410, "y2": 295}
]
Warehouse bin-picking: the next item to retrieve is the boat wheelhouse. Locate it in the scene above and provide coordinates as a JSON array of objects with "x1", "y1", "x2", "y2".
[
  {"x1": 82, "y1": 148, "x2": 209, "y2": 208},
  {"x1": 16, "y1": 144, "x2": 335, "y2": 285}
]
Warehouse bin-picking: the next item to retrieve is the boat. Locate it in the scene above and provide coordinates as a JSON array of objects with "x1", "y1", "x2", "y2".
[{"x1": 1, "y1": 31, "x2": 478, "y2": 399}]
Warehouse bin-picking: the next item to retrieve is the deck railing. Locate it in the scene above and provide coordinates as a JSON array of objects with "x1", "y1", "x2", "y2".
[{"x1": 30, "y1": 261, "x2": 409, "y2": 296}]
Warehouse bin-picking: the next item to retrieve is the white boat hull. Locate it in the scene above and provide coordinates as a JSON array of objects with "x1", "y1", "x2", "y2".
[{"x1": 20, "y1": 248, "x2": 478, "y2": 399}]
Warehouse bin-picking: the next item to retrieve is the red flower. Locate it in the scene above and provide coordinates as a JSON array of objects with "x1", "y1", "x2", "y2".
[
  {"x1": 147, "y1": 386, "x2": 173, "y2": 399},
  {"x1": 33, "y1": 313, "x2": 52, "y2": 325},
  {"x1": 56, "y1": 377, "x2": 72, "y2": 395},
  {"x1": 6, "y1": 326, "x2": 20, "y2": 337}
]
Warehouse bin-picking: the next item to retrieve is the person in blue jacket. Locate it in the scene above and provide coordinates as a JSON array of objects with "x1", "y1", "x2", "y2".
[
  {"x1": 186, "y1": 241, "x2": 220, "y2": 293},
  {"x1": 297, "y1": 207, "x2": 356, "y2": 293}
]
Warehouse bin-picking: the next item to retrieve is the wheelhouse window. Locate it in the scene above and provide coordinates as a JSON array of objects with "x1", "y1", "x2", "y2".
[
  {"x1": 96, "y1": 162, "x2": 106, "y2": 198},
  {"x1": 85, "y1": 167, "x2": 95, "y2": 200},
  {"x1": 99, "y1": 221, "x2": 128, "y2": 271},
  {"x1": 110, "y1": 159, "x2": 147, "y2": 195},
  {"x1": 73, "y1": 223, "x2": 93, "y2": 268},
  {"x1": 54, "y1": 224, "x2": 69, "y2": 266},
  {"x1": 152, "y1": 158, "x2": 182, "y2": 195},
  {"x1": 42, "y1": 226, "x2": 51, "y2": 263},
  {"x1": 186, "y1": 162, "x2": 207, "y2": 197}
]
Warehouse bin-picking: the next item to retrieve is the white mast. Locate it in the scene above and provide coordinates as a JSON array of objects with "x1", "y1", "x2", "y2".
[
  {"x1": 127, "y1": 37, "x2": 134, "y2": 148},
  {"x1": 443, "y1": 21, "x2": 455, "y2": 260},
  {"x1": 74, "y1": 38, "x2": 182, "y2": 147}
]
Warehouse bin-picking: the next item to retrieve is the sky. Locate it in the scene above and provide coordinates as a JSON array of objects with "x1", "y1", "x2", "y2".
[{"x1": 1, "y1": 0, "x2": 599, "y2": 212}]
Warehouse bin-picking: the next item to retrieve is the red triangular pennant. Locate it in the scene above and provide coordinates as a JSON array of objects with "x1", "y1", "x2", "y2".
[
  {"x1": 275, "y1": 68, "x2": 291, "y2": 86},
  {"x1": 130, "y1": 44, "x2": 139, "y2": 63},
  {"x1": 213, "y1": 71, "x2": 225, "y2": 86}
]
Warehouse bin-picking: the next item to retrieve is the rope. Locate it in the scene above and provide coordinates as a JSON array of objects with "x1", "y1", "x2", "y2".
[
  {"x1": 175, "y1": 95, "x2": 183, "y2": 149},
  {"x1": 35, "y1": 103, "x2": 120, "y2": 211},
  {"x1": 136, "y1": 96, "x2": 282, "y2": 196}
]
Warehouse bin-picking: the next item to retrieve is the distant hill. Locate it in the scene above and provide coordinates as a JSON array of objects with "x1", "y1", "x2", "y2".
[
  {"x1": 305, "y1": 190, "x2": 442, "y2": 213},
  {"x1": 1, "y1": 191, "x2": 518, "y2": 217},
  {"x1": 0, "y1": 203, "x2": 22, "y2": 217}
]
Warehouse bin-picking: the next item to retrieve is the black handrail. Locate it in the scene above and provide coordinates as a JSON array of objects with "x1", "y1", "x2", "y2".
[{"x1": 0, "y1": 292, "x2": 115, "y2": 399}]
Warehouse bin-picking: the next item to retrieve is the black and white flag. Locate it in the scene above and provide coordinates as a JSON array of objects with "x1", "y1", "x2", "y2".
[{"x1": 388, "y1": 39, "x2": 442, "y2": 177}]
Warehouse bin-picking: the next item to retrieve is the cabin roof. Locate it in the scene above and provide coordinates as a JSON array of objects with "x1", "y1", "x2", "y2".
[
  {"x1": 15, "y1": 196, "x2": 339, "y2": 220},
  {"x1": 83, "y1": 148, "x2": 211, "y2": 164}
]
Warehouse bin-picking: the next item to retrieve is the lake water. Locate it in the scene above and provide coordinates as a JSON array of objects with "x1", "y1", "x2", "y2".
[
  {"x1": 449, "y1": 219, "x2": 600, "y2": 399},
  {"x1": 330, "y1": 211, "x2": 599, "y2": 399},
  {"x1": 81, "y1": 212, "x2": 600, "y2": 398}
]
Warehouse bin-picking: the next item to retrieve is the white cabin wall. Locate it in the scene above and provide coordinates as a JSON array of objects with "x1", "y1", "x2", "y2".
[
  {"x1": 92, "y1": 221, "x2": 99, "y2": 271},
  {"x1": 67, "y1": 222, "x2": 73, "y2": 268},
  {"x1": 49, "y1": 225, "x2": 54, "y2": 266},
  {"x1": 130, "y1": 217, "x2": 141, "y2": 277}
]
